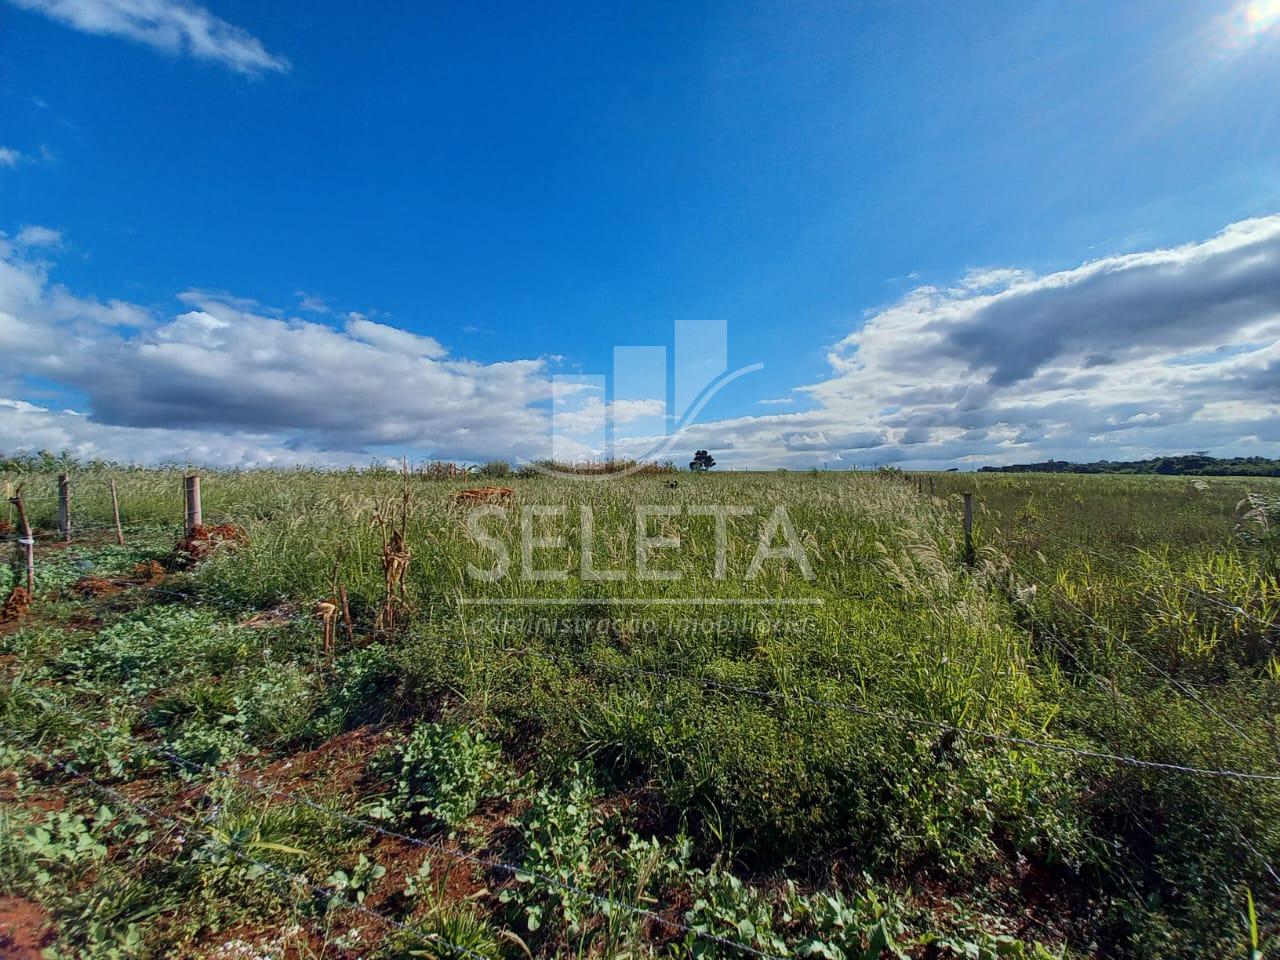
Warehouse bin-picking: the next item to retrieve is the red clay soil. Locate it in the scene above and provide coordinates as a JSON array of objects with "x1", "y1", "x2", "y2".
[
  {"x1": 177, "y1": 522, "x2": 247, "y2": 560},
  {"x1": 362, "y1": 834, "x2": 489, "y2": 915},
  {"x1": 130, "y1": 559, "x2": 167, "y2": 585},
  {"x1": 254, "y1": 725, "x2": 390, "y2": 796},
  {"x1": 1, "y1": 764, "x2": 66, "y2": 813},
  {"x1": 0, "y1": 769, "x2": 18, "y2": 804},
  {"x1": 172, "y1": 523, "x2": 248, "y2": 567},
  {"x1": 70, "y1": 575, "x2": 122, "y2": 598},
  {"x1": 0, "y1": 897, "x2": 54, "y2": 959},
  {"x1": 0, "y1": 586, "x2": 32, "y2": 623}
]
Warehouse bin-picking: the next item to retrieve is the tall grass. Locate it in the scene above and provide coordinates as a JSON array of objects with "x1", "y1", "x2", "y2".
[{"x1": 3, "y1": 465, "x2": 1278, "y2": 955}]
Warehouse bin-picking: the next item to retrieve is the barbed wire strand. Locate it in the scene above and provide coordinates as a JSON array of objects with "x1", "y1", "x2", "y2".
[
  {"x1": 77, "y1": 573, "x2": 1280, "y2": 784},
  {"x1": 1074, "y1": 543, "x2": 1278, "y2": 632},
  {"x1": 10, "y1": 523, "x2": 1280, "y2": 932},
  {"x1": 1004, "y1": 555, "x2": 1263, "y2": 747},
  {"x1": 1008, "y1": 594, "x2": 1280, "y2": 888},
  {"x1": 16, "y1": 692, "x2": 788, "y2": 960},
  {"x1": 2, "y1": 734, "x2": 499, "y2": 960}
]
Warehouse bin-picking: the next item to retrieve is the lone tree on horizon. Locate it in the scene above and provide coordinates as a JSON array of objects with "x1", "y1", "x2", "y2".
[{"x1": 689, "y1": 450, "x2": 716, "y2": 472}]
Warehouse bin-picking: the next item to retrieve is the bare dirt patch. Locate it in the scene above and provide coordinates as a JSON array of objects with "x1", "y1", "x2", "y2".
[
  {"x1": 70, "y1": 575, "x2": 123, "y2": 599},
  {"x1": 131, "y1": 559, "x2": 167, "y2": 585},
  {"x1": 254, "y1": 725, "x2": 391, "y2": 797},
  {"x1": 1, "y1": 586, "x2": 32, "y2": 624},
  {"x1": 0, "y1": 896, "x2": 54, "y2": 959},
  {"x1": 173, "y1": 523, "x2": 248, "y2": 567}
]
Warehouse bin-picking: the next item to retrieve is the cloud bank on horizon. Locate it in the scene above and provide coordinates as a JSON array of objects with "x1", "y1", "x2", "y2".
[{"x1": 1, "y1": 214, "x2": 1278, "y2": 469}]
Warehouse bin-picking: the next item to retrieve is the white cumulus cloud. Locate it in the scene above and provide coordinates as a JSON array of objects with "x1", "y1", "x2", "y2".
[
  {"x1": 3, "y1": 215, "x2": 1280, "y2": 470},
  {"x1": 0, "y1": 231, "x2": 556, "y2": 464},
  {"x1": 673, "y1": 215, "x2": 1280, "y2": 469},
  {"x1": 6, "y1": 0, "x2": 289, "y2": 75}
]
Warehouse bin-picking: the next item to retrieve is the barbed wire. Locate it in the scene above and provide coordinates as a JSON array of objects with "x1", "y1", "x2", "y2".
[
  {"x1": 1, "y1": 513, "x2": 244, "y2": 544},
  {"x1": 2, "y1": 734, "x2": 498, "y2": 960},
  {"x1": 908, "y1": 481, "x2": 1280, "y2": 885},
  {"x1": 1003, "y1": 556, "x2": 1263, "y2": 747},
  {"x1": 12, "y1": 509, "x2": 1277, "y2": 788},
  {"x1": 9, "y1": 513, "x2": 1280, "y2": 947},
  {"x1": 1005, "y1": 588, "x2": 1280, "y2": 887},
  {"x1": 17, "y1": 690, "x2": 787, "y2": 960},
  {"x1": 75, "y1": 572, "x2": 1280, "y2": 784},
  {"x1": 22, "y1": 596, "x2": 1280, "y2": 933},
  {"x1": 1073, "y1": 543, "x2": 1278, "y2": 632}
]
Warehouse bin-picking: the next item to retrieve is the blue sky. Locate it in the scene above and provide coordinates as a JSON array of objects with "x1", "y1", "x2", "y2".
[{"x1": 2, "y1": 0, "x2": 1280, "y2": 468}]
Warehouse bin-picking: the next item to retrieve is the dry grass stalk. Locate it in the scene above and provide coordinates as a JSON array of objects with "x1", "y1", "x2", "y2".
[
  {"x1": 372, "y1": 470, "x2": 414, "y2": 632},
  {"x1": 314, "y1": 599, "x2": 339, "y2": 663}
]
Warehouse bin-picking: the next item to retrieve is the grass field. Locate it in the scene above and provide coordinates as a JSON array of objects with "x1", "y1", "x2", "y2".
[{"x1": 1, "y1": 467, "x2": 1277, "y2": 959}]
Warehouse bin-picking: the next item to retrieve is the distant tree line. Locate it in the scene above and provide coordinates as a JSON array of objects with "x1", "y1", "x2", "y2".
[{"x1": 979, "y1": 453, "x2": 1280, "y2": 477}]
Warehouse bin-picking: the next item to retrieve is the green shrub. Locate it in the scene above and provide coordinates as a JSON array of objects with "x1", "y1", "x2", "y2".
[
  {"x1": 311, "y1": 643, "x2": 399, "y2": 737},
  {"x1": 53, "y1": 606, "x2": 241, "y2": 696},
  {"x1": 369, "y1": 721, "x2": 501, "y2": 827},
  {"x1": 499, "y1": 765, "x2": 602, "y2": 937}
]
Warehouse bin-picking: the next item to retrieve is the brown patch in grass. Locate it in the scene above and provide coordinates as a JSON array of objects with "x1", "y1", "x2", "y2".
[
  {"x1": 6, "y1": 775, "x2": 67, "y2": 813},
  {"x1": 173, "y1": 523, "x2": 248, "y2": 568},
  {"x1": 130, "y1": 560, "x2": 167, "y2": 585},
  {"x1": 1, "y1": 586, "x2": 32, "y2": 623},
  {"x1": 362, "y1": 835, "x2": 490, "y2": 916},
  {"x1": 70, "y1": 575, "x2": 121, "y2": 599},
  {"x1": 450, "y1": 486, "x2": 515, "y2": 506},
  {"x1": 901, "y1": 835, "x2": 1085, "y2": 953},
  {"x1": 237, "y1": 603, "x2": 300, "y2": 629},
  {"x1": 0, "y1": 897, "x2": 54, "y2": 959},
  {"x1": 254, "y1": 725, "x2": 391, "y2": 797}
]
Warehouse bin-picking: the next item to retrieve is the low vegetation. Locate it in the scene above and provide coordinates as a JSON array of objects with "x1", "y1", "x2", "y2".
[
  {"x1": 0, "y1": 464, "x2": 1276, "y2": 958},
  {"x1": 977, "y1": 453, "x2": 1280, "y2": 476}
]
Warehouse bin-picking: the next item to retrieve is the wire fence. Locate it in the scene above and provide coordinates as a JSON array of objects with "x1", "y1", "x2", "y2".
[
  {"x1": 75, "y1": 576, "x2": 1280, "y2": 784},
  {"x1": 2, "y1": 734, "x2": 500, "y2": 960},
  {"x1": 6, "y1": 477, "x2": 1280, "y2": 952},
  {"x1": 14, "y1": 691, "x2": 786, "y2": 960},
  {"x1": 7, "y1": 485, "x2": 1278, "y2": 788},
  {"x1": 1000, "y1": 578, "x2": 1280, "y2": 887},
  {"x1": 11, "y1": 565, "x2": 1279, "y2": 956},
  {"x1": 1003, "y1": 555, "x2": 1264, "y2": 747}
]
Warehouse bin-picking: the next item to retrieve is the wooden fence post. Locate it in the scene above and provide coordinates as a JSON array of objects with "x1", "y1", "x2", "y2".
[
  {"x1": 110, "y1": 479, "x2": 125, "y2": 546},
  {"x1": 10, "y1": 487, "x2": 34, "y2": 594},
  {"x1": 57, "y1": 473, "x2": 71, "y2": 542},
  {"x1": 929, "y1": 475, "x2": 935, "y2": 496},
  {"x1": 962, "y1": 491, "x2": 975, "y2": 566},
  {"x1": 184, "y1": 475, "x2": 202, "y2": 535}
]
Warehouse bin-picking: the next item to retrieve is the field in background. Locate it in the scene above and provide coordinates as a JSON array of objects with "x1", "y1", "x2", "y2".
[{"x1": 1, "y1": 467, "x2": 1277, "y2": 959}]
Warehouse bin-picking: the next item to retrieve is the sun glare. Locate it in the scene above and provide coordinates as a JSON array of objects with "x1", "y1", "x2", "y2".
[{"x1": 1243, "y1": 0, "x2": 1280, "y2": 34}]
